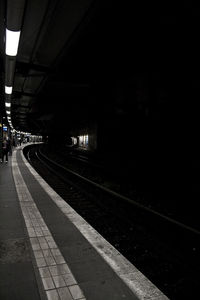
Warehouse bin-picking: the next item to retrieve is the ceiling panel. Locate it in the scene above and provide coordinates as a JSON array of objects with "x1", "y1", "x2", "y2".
[
  {"x1": 23, "y1": 74, "x2": 44, "y2": 94},
  {"x1": 20, "y1": 95, "x2": 34, "y2": 106},
  {"x1": 14, "y1": 74, "x2": 25, "y2": 92},
  {"x1": 33, "y1": 0, "x2": 93, "y2": 66},
  {"x1": 17, "y1": 0, "x2": 50, "y2": 63}
]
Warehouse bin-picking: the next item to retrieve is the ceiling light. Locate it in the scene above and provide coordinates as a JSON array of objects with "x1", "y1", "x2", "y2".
[
  {"x1": 5, "y1": 85, "x2": 12, "y2": 94},
  {"x1": 6, "y1": 110, "x2": 11, "y2": 114},
  {"x1": 5, "y1": 29, "x2": 21, "y2": 56},
  {"x1": 5, "y1": 102, "x2": 11, "y2": 107}
]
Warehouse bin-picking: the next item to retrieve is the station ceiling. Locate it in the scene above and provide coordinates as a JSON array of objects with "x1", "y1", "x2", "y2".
[{"x1": 0, "y1": 0, "x2": 182, "y2": 136}]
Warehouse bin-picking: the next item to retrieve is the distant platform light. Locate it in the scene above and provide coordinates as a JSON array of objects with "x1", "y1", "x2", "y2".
[
  {"x1": 5, "y1": 85, "x2": 12, "y2": 95},
  {"x1": 78, "y1": 134, "x2": 89, "y2": 148},
  {"x1": 71, "y1": 137, "x2": 78, "y2": 145},
  {"x1": 5, "y1": 85, "x2": 12, "y2": 94},
  {"x1": 6, "y1": 29, "x2": 21, "y2": 56},
  {"x1": 5, "y1": 102, "x2": 11, "y2": 107},
  {"x1": 6, "y1": 110, "x2": 11, "y2": 114}
]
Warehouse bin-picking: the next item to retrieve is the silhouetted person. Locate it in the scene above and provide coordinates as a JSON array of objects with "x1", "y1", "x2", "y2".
[
  {"x1": 7, "y1": 138, "x2": 12, "y2": 156},
  {"x1": 2, "y1": 138, "x2": 9, "y2": 163}
]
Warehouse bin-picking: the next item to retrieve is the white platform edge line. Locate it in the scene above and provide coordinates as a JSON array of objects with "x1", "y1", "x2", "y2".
[{"x1": 21, "y1": 144, "x2": 169, "y2": 300}]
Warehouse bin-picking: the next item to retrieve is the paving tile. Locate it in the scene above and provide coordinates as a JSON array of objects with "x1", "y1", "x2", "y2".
[
  {"x1": 35, "y1": 227, "x2": 44, "y2": 237},
  {"x1": 50, "y1": 248, "x2": 61, "y2": 257},
  {"x1": 49, "y1": 265, "x2": 61, "y2": 276},
  {"x1": 58, "y1": 287, "x2": 73, "y2": 300},
  {"x1": 38, "y1": 236, "x2": 46, "y2": 244},
  {"x1": 52, "y1": 275, "x2": 66, "y2": 288},
  {"x1": 36, "y1": 231, "x2": 44, "y2": 237},
  {"x1": 39, "y1": 267, "x2": 51, "y2": 278},
  {"x1": 36, "y1": 257, "x2": 46, "y2": 267},
  {"x1": 42, "y1": 277, "x2": 55, "y2": 290},
  {"x1": 24, "y1": 219, "x2": 33, "y2": 227},
  {"x1": 27, "y1": 227, "x2": 36, "y2": 237},
  {"x1": 43, "y1": 249, "x2": 52, "y2": 257},
  {"x1": 33, "y1": 249, "x2": 44, "y2": 259},
  {"x1": 42, "y1": 228, "x2": 50, "y2": 236},
  {"x1": 45, "y1": 255, "x2": 56, "y2": 266},
  {"x1": 31, "y1": 243, "x2": 41, "y2": 251},
  {"x1": 46, "y1": 289, "x2": 60, "y2": 300},
  {"x1": 40, "y1": 242, "x2": 49, "y2": 250},
  {"x1": 57, "y1": 264, "x2": 71, "y2": 275},
  {"x1": 68, "y1": 285, "x2": 84, "y2": 299},
  {"x1": 41, "y1": 225, "x2": 48, "y2": 231},
  {"x1": 63, "y1": 273, "x2": 77, "y2": 286},
  {"x1": 31, "y1": 219, "x2": 40, "y2": 226},
  {"x1": 45, "y1": 236, "x2": 55, "y2": 243},
  {"x1": 30, "y1": 237, "x2": 39, "y2": 245},
  {"x1": 54, "y1": 255, "x2": 65, "y2": 264},
  {"x1": 48, "y1": 241, "x2": 57, "y2": 249}
]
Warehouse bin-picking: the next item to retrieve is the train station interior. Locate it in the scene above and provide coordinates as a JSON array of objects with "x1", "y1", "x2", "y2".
[{"x1": 0, "y1": 1, "x2": 199, "y2": 299}]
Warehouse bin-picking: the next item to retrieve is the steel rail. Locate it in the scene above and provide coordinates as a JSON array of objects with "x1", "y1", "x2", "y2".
[{"x1": 34, "y1": 147, "x2": 200, "y2": 236}]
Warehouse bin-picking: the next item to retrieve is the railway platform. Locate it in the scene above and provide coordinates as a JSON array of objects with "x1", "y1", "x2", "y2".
[{"x1": 0, "y1": 145, "x2": 168, "y2": 300}]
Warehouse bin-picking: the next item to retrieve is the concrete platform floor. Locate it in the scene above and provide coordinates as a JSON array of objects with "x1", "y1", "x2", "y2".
[{"x1": 0, "y1": 145, "x2": 168, "y2": 300}]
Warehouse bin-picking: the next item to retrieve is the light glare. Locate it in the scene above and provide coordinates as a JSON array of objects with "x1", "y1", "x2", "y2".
[
  {"x1": 5, "y1": 85, "x2": 12, "y2": 94},
  {"x1": 6, "y1": 29, "x2": 21, "y2": 56}
]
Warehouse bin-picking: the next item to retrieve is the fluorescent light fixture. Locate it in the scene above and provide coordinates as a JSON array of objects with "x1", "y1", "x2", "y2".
[
  {"x1": 5, "y1": 85, "x2": 12, "y2": 94},
  {"x1": 6, "y1": 29, "x2": 21, "y2": 56},
  {"x1": 5, "y1": 102, "x2": 11, "y2": 107},
  {"x1": 6, "y1": 110, "x2": 11, "y2": 114}
]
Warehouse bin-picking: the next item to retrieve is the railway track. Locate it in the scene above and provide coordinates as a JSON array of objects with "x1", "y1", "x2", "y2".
[
  {"x1": 24, "y1": 144, "x2": 200, "y2": 300},
  {"x1": 40, "y1": 144, "x2": 200, "y2": 232}
]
